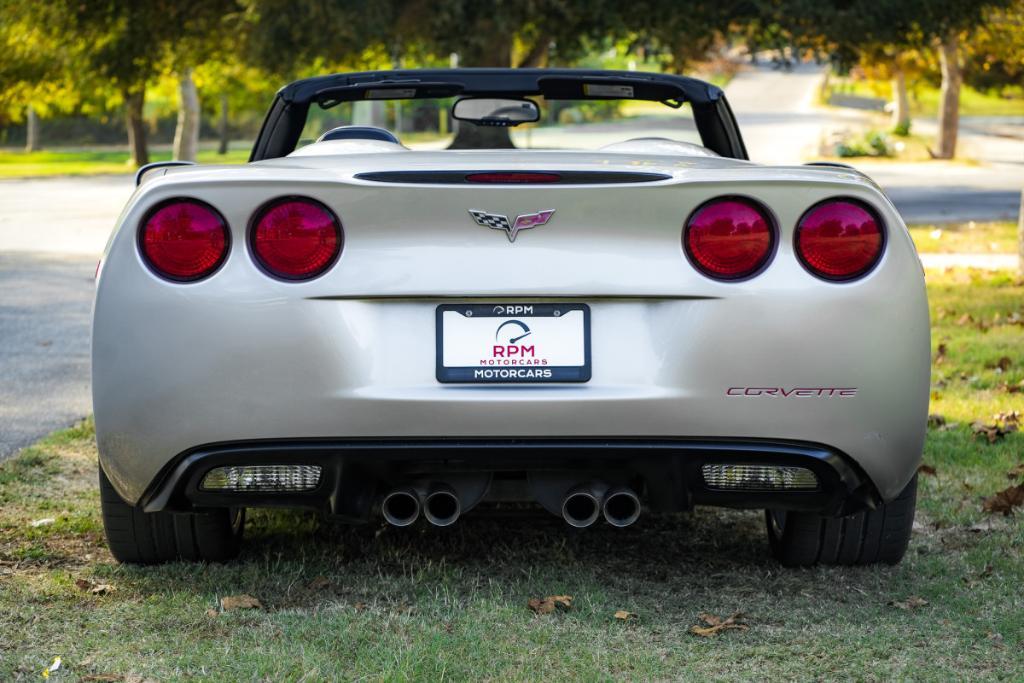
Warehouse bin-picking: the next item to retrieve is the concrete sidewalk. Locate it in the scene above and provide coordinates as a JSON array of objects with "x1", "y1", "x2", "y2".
[{"x1": 918, "y1": 253, "x2": 1019, "y2": 270}]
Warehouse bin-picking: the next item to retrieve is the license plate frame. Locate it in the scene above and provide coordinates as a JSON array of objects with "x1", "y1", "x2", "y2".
[{"x1": 435, "y1": 303, "x2": 591, "y2": 383}]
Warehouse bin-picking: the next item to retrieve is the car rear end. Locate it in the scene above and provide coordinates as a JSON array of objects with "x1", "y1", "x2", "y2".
[{"x1": 92, "y1": 152, "x2": 929, "y2": 563}]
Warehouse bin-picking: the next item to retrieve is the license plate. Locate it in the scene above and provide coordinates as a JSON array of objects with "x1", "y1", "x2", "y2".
[{"x1": 436, "y1": 304, "x2": 591, "y2": 383}]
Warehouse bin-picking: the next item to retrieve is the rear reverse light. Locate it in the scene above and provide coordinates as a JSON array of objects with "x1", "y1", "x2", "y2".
[
  {"x1": 683, "y1": 197, "x2": 775, "y2": 280},
  {"x1": 701, "y1": 464, "x2": 818, "y2": 491},
  {"x1": 139, "y1": 199, "x2": 229, "y2": 281},
  {"x1": 795, "y1": 199, "x2": 884, "y2": 281},
  {"x1": 251, "y1": 197, "x2": 342, "y2": 280},
  {"x1": 201, "y1": 465, "x2": 322, "y2": 492}
]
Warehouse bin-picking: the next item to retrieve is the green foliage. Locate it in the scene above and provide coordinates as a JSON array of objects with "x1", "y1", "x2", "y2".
[
  {"x1": 836, "y1": 129, "x2": 894, "y2": 157},
  {"x1": 891, "y1": 119, "x2": 912, "y2": 136}
]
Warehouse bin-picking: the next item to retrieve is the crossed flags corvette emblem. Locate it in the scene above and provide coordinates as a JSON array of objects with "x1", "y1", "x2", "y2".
[{"x1": 468, "y1": 209, "x2": 555, "y2": 242}]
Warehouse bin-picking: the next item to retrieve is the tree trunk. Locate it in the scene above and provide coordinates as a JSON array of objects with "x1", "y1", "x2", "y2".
[
  {"x1": 890, "y1": 65, "x2": 910, "y2": 132},
  {"x1": 124, "y1": 89, "x2": 149, "y2": 167},
  {"x1": 934, "y1": 32, "x2": 961, "y2": 159},
  {"x1": 517, "y1": 36, "x2": 550, "y2": 68},
  {"x1": 1018, "y1": 189, "x2": 1023, "y2": 276},
  {"x1": 217, "y1": 93, "x2": 229, "y2": 154},
  {"x1": 25, "y1": 106, "x2": 39, "y2": 152},
  {"x1": 173, "y1": 68, "x2": 200, "y2": 161},
  {"x1": 449, "y1": 35, "x2": 514, "y2": 149}
]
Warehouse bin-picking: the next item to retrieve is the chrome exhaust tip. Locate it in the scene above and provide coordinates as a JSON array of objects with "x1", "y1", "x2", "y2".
[
  {"x1": 423, "y1": 485, "x2": 461, "y2": 527},
  {"x1": 382, "y1": 488, "x2": 421, "y2": 527},
  {"x1": 602, "y1": 487, "x2": 641, "y2": 527},
  {"x1": 561, "y1": 485, "x2": 602, "y2": 528}
]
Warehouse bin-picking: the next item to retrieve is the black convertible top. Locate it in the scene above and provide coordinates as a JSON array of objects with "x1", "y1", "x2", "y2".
[{"x1": 250, "y1": 68, "x2": 748, "y2": 161}]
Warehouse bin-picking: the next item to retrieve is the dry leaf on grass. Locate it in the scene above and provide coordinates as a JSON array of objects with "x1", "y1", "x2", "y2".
[
  {"x1": 981, "y1": 484, "x2": 1024, "y2": 516},
  {"x1": 917, "y1": 464, "x2": 937, "y2": 477},
  {"x1": 75, "y1": 578, "x2": 115, "y2": 595},
  {"x1": 31, "y1": 518, "x2": 55, "y2": 528},
  {"x1": 614, "y1": 610, "x2": 638, "y2": 621},
  {"x1": 41, "y1": 656, "x2": 61, "y2": 678},
  {"x1": 971, "y1": 421, "x2": 1017, "y2": 444},
  {"x1": 220, "y1": 594, "x2": 262, "y2": 611},
  {"x1": 527, "y1": 595, "x2": 573, "y2": 614},
  {"x1": 985, "y1": 356, "x2": 1012, "y2": 373},
  {"x1": 927, "y1": 414, "x2": 946, "y2": 428},
  {"x1": 1006, "y1": 464, "x2": 1024, "y2": 480},
  {"x1": 307, "y1": 576, "x2": 331, "y2": 590},
  {"x1": 994, "y1": 410, "x2": 1021, "y2": 427},
  {"x1": 689, "y1": 612, "x2": 748, "y2": 637},
  {"x1": 889, "y1": 596, "x2": 929, "y2": 610},
  {"x1": 82, "y1": 675, "x2": 125, "y2": 682}
]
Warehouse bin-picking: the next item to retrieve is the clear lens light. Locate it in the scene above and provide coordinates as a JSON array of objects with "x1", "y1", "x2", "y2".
[
  {"x1": 201, "y1": 465, "x2": 322, "y2": 492},
  {"x1": 701, "y1": 464, "x2": 818, "y2": 491}
]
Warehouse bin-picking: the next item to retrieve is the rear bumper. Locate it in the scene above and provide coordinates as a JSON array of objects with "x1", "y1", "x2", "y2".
[{"x1": 140, "y1": 437, "x2": 876, "y2": 519}]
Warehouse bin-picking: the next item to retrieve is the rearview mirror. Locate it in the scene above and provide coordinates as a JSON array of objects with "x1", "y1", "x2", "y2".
[{"x1": 452, "y1": 98, "x2": 540, "y2": 127}]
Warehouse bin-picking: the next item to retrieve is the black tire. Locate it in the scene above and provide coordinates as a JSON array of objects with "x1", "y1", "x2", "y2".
[
  {"x1": 99, "y1": 465, "x2": 244, "y2": 564},
  {"x1": 766, "y1": 474, "x2": 917, "y2": 567}
]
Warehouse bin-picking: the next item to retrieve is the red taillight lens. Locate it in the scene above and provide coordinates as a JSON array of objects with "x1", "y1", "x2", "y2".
[
  {"x1": 251, "y1": 197, "x2": 342, "y2": 280},
  {"x1": 684, "y1": 197, "x2": 774, "y2": 280},
  {"x1": 140, "y1": 199, "x2": 229, "y2": 281},
  {"x1": 795, "y1": 199, "x2": 884, "y2": 281}
]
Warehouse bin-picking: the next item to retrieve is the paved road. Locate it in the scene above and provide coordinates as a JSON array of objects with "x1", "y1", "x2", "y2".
[
  {"x1": 0, "y1": 176, "x2": 132, "y2": 458},
  {"x1": 0, "y1": 64, "x2": 1021, "y2": 460},
  {"x1": 0, "y1": 252, "x2": 96, "y2": 458}
]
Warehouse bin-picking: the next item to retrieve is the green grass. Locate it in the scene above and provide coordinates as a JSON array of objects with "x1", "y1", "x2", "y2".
[
  {"x1": 910, "y1": 221, "x2": 1019, "y2": 254},
  {"x1": 828, "y1": 77, "x2": 1024, "y2": 118},
  {"x1": 1, "y1": 271, "x2": 1022, "y2": 680},
  {"x1": 0, "y1": 148, "x2": 250, "y2": 178}
]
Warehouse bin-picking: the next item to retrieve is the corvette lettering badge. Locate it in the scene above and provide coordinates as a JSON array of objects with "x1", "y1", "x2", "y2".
[{"x1": 468, "y1": 209, "x2": 555, "y2": 242}]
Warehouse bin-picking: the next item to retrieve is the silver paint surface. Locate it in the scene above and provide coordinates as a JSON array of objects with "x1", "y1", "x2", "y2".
[{"x1": 93, "y1": 147, "x2": 930, "y2": 504}]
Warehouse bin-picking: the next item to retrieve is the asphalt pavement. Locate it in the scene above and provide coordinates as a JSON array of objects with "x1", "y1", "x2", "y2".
[
  {"x1": 0, "y1": 63, "x2": 1021, "y2": 460},
  {"x1": 0, "y1": 252, "x2": 95, "y2": 458}
]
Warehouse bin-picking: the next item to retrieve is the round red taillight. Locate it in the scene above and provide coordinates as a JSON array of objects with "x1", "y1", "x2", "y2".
[
  {"x1": 139, "y1": 199, "x2": 229, "y2": 281},
  {"x1": 795, "y1": 199, "x2": 884, "y2": 281},
  {"x1": 684, "y1": 197, "x2": 774, "y2": 280},
  {"x1": 251, "y1": 197, "x2": 342, "y2": 280}
]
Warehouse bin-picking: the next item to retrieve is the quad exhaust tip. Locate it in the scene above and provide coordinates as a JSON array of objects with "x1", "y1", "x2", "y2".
[
  {"x1": 561, "y1": 486, "x2": 602, "y2": 528},
  {"x1": 382, "y1": 488, "x2": 421, "y2": 527},
  {"x1": 423, "y1": 485, "x2": 461, "y2": 527},
  {"x1": 602, "y1": 487, "x2": 641, "y2": 527}
]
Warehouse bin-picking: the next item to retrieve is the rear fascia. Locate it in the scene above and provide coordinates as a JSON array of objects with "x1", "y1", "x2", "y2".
[
  {"x1": 93, "y1": 164, "x2": 929, "y2": 508},
  {"x1": 141, "y1": 438, "x2": 873, "y2": 519}
]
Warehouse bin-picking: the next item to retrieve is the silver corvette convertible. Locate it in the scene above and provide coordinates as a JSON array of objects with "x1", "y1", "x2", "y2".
[{"x1": 93, "y1": 69, "x2": 929, "y2": 566}]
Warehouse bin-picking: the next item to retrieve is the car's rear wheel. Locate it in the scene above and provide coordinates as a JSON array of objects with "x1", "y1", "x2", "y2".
[
  {"x1": 766, "y1": 474, "x2": 917, "y2": 567},
  {"x1": 99, "y1": 466, "x2": 244, "y2": 564}
]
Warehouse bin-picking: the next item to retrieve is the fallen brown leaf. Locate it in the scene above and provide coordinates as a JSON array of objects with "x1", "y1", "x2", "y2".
[
  {"x1": 205, "y1": 608, "x2": 219, "y2": 617},
  {"x1": 614, "y1": 610, "x2": 638, "y2": 621},
  {"x1": 75, "y1": 578, "x2": 115, "y2": 595},
  {"x1": 220, "y1": 594, "x2": 262, "y2": 611},
  {"x1": 981, "y1": 484, "x2": 1024, "y2": 516},
  {"x1": 955, "y1": 313, "x2": 974, "y2": 326},
  {"x1": 1006, "y1": 463, "x2": 1024, "y2": 480},
  {"x1": 528, "y1": 595, "x2": 573, "y2": 615},
  {"x1": 82, "y1": 675, "x2": 124, "y2": 682},
  {"x1": 927, "y1": 414, "x2": 946, "y2": 428},
  {"x1": 689, "y1": 612, "x2": 748, "y2": 637},
  {"x1": 917, "y1": 464, "x2": 937, "y2": 477},
  {"x1": 994, "y1": 410, "x2": 1021, "y2": 427},
  {"x1": 889, "y1": 596, "x2": 929, "y2": 610},
  {"x1": 971, "y1": 421, "x2": 1016, "y2": 444},
  {"x1": 307, "y1": 576, "x2": 331, "y2": 590}
]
